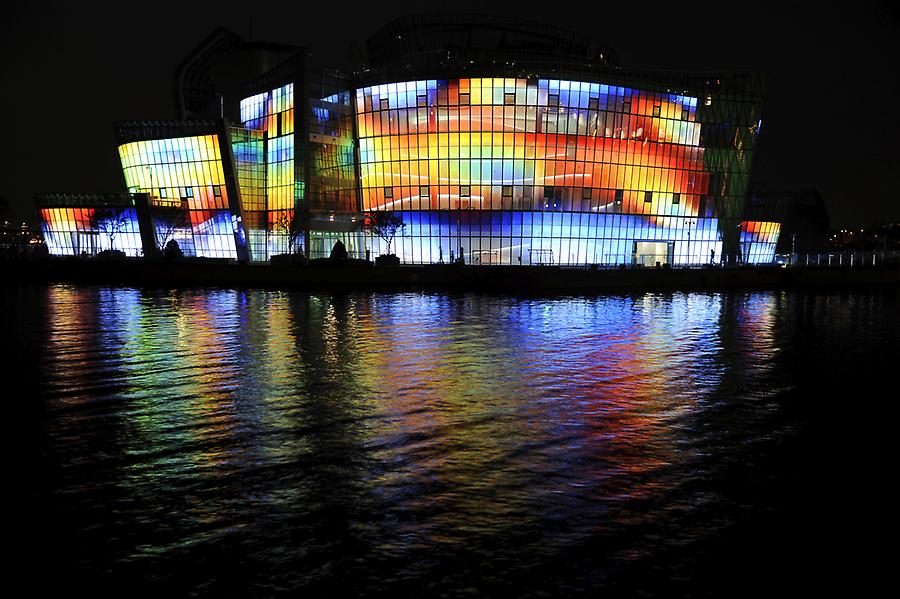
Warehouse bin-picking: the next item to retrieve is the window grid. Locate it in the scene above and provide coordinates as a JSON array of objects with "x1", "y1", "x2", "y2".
[
  {"x1": 117, "y1": 134, "x2": 238, "y2": 259},
  {"x1": 351, "y1": 77, "x2": 759, "y2": 265},
  {"x1": 39, "y1": 206, "x2": 143, "y2": 257},
  {"x1": 241, "y1": 83, "x2": 296, "y2": 258}
]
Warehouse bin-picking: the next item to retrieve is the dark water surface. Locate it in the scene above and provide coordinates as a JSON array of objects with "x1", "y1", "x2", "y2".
[{"x1": 4, "y1": 285, "x2": 898, "y2": 596}]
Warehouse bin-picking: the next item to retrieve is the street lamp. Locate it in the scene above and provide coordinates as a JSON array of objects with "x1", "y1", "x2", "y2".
[{"x1": 685, "y1": 218, "x2": 696, "y2": 266}]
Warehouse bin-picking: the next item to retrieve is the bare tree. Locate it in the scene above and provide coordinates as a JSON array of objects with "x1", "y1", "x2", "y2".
[
  {"x1": 363, "y1": 211, "x2": 405, "y2": 255},
  {"x1": 93, "y1": 206, "x2": 130, "y2": 251},
  {"x1": 153, "y1": 205, "x2": 191, "y2": 252},
  {"x1": 272, "y1": 210, "x2": 303, "y2": 255}
]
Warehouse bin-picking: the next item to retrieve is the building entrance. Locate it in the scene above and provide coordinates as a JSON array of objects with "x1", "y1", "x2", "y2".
[{"x1": 633, "y1": 241, "x2": 673, "y2": 266}]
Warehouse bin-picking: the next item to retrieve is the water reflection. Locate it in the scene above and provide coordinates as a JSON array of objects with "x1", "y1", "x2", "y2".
[{"x1": 13, "y1": 285, "x2": 897, "y2": 595}]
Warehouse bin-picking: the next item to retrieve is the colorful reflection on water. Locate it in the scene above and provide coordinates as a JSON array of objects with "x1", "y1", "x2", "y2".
[{"x1": 6, "y1": 286, "x2": 897, "y2": 595}]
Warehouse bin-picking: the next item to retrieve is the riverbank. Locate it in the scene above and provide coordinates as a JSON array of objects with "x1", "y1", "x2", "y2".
[{"x1": 3, "y1": 257, "x2": 898, "y2": 292}]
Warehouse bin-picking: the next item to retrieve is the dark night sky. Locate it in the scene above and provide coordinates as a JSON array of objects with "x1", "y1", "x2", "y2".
[{"x1": 2, "y1": 1, "x2": 898, "y2": 228}]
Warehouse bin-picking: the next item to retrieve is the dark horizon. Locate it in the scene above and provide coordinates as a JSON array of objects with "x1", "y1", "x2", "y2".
[{"x1": 3, "y1": 1, "x2": 898, "y2": 228}]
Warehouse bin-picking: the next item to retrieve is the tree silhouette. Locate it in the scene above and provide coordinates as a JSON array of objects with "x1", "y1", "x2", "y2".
[
  {"x1": 164, "y1": 239, "x2": 184, "y2": 259},
  {"x1": 93, "y1": 206, "x2": 130, "y2": 251},
  {"x1": 363, "y1": 211, "x2": 405, "y2": 255},
  {"x1": 153, "y1": 204, "x2": 191, "y2": 252},
  {"x1": 272, "y1": 210, "x2": 303, "y2": 255}
]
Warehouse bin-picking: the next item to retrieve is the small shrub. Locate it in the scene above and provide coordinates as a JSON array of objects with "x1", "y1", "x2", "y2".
[
  {"x1": 164, "y1": 239, "x2": 183, "y2": 260},
  {"x1": 96, "y1": 249, "x2": 127, "y2": 260},
  {"x1": 375, "y1": 253, "x2": 401, "y2": 266},
  {"x1": 330, "y1": 240, "x2": 348, "y2": 260},
  {"x1": 270, "y1": 253, "x2": 306, "y2": 265}
]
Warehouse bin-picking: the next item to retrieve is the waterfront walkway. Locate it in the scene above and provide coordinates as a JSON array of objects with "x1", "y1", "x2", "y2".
[{"x1": 3, "y1": 257, "x2": 898, "y2": 291}]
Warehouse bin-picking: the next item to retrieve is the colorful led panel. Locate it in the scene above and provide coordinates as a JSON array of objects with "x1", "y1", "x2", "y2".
[
  {"x1": 39, "y1": 206, "x2": 143, "y2": 257},
  {"x1": 118, "y1": 135, "x2": 239, "y2": 259},
  {"x1": 309, "y1": 91, "x2": 358, "y2": 214},
  {"x1": 231, "y1": 127, "x2": 267, "y2": 260},
  {"x1": 740, "y1": 221, "x2": 781, "y2": 264},
  {"x1": 241, "y1": 84, "x2": 296, "y2": 257},
  {"x1": 353, "y1": 77, "x2": 740, "y2": 265}
]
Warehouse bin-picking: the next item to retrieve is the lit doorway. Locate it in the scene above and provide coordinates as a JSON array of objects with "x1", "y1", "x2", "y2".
[{"x1": 633, "y1": 241, "x2": 673, "y2": 266}]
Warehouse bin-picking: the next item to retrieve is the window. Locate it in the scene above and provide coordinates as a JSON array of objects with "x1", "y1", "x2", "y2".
[
  {"x1": 504, "y1": 93, "x2": 516, "y2": 105},
  {"x1": 614, "y1": 189, "x2": 623, "y2": 205},
  {"x1": 419, "y1": 185, "x2": 429, "y2": 198},
  {"x1": 384, "y1": 187, "x2": 393, "y2": 199},
  {"x1": 544, "y1": 186, "x2": 555, "y2": 199},
  {"x1": 159, "y1": 188, "x2": 167, "y2": 198},
  {"x1": 681, "y1": 107, "x2": 690, "y2": 121},
  {"x1": 459, "y1": 185, "x2": 470, "y2": 197},
  {"x1": 212, "y1": 185, "x2": 222, "y2": 197},
  {"x1": 548, "y1": 94, "x2": 559, "y2": 107},
  {"x1": 644, "y1": 191, "x2": 653, "y2": 203},
  {"x1": 652, "y1": 105, "x2": 661, "y2": 117},
  {"x1": 184, "y1": 187, "x2": 194, "y2": 199},
  {"x1": 502, "y1": 185, "x2": 513, "y2": 197},
  {"x1": 588, "y1": 97, "x2": 599, "y2": 110},
  {"x1": 623, "y1": 101, "x2": 631, "y2": 114},
  {"x1": 416, "y1": 94, "x2": 427, "y2": 107},
  {"x1": 582, "y1": 188, "x2": 592, "y2": 200},
  {"x1": 459, "y1": 93, "x2": 470, "y2": 105},
  {"x1": 380, "y1": 98, "x2": 389, "y2": 110},
  {"x1": 673, "y1": 193, "x2": 680, "y2": 205}
]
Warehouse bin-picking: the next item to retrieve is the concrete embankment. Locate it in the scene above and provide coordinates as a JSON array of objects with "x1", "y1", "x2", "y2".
[{"x1": 3, "y1": 258, "x2": 899, "y2": 292}]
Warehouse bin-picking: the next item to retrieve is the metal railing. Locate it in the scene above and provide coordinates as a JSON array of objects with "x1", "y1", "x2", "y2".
[
  {"x1": 305, "y1": 250, "x2": 370, "y2": 261},
  {"x1": 292, "y1": 249, "x2": 900, "y2": 268},
  {"x1": 779, "y1": 251, "x2": 900, "y2": 268}
]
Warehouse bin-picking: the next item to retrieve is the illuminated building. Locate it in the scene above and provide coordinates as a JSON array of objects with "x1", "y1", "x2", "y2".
[
  {"x1": 115, "y1": 121, "x2": 253, "y2": 260},
  {"x1": 36, "y1": 193, "x2": 147, "y2": 257},
  {"x1": 37, "y1": 15, "x2": 781, "y2": 265}
]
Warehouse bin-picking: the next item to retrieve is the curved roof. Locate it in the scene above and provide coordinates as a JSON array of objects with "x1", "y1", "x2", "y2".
[
  {"x1": 363, "y1": 13, "x2": 619, "y2": 71},
  {"x1": 173, "y1": 27, "x2": 296, "y2": 119}
]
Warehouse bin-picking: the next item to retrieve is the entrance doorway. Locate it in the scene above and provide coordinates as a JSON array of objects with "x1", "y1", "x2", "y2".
[{"x1": 633, "y1": 241, "x2": 673, "y2": 266}]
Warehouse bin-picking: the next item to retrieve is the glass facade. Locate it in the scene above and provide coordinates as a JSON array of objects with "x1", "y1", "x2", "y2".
[
  {"x1": 231, "y1": 127, "x2": 267, "y2": 260},
  {"x1": 740, "y1": 221, "x2": 781, "y2": 264},
  {"x1": 238, "y1": 77, "x2": 362, "y2": 260},
  {"x1": 37, "y1": 22, "x2": 777, "y2": 266},
  {"x1": 308, "y1": 91, "x2": 358, "y2": 214},
  {"x1": 118, "y1": 134, "x2": 240, "y2": 259},
  {"x1": 39, "y1": 201, "x2": 143, "y2": 257},
  {"x1": 305, "y1": 87, "x2": 363, "y2": 258},
  {"x1": 240, "y1": 84, "x2": 297, "y2": 257},
  {"x1": 353, "y1": 77, "x2": 756, "y2": 265}
]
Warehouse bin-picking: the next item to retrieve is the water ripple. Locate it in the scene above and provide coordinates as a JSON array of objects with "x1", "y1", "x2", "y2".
[{"x1": 4, "y1": 285, "x2": 898, "y2": 596}]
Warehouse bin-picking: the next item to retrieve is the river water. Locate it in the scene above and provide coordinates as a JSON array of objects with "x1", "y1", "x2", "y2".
[{"x1": 3, "y1": 285, "x2": 897, "y2": 596}]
